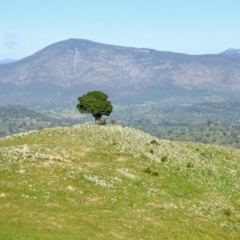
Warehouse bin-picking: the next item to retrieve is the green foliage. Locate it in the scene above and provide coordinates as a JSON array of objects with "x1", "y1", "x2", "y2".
[
  {"x1": 143, "y1": 167, "x2": 159, "y2": 176},
  {"x1": 0, "y1": 105, "x2": 67, "y2": 137},
  {"x1": 149, "y1": 148, "x2": 154, "y2": 154},
  {"x1": 186, "y1": 161, "x2": 194, "y2": 168},
  {"x1": 108, "y1": 97, "x2": 240, "y2": 150},
  {"x1": 223, "y1": 208, "x2": 232, "y2": 216},
  {"x1": 150, "y1": 139, "x2": 159, "y2": 145},
  {"x1": 97, "y1": 118, "x2": 107, "y2": 125},
  {"x1": 143, "y1": 167, "x2": 152, "y2": 174},
  {"x1": 151, "y1": 171, "x2": 159, "y2": 176},
  {"x1": 76, "y1": 91, "x2": 113, "y2": 122},
  {"x1": 110, "y1": 119, "x2": 116, "y2": 125},
  {"x1": 161, "y1": 155, "x2": 168, "y2": 162}
]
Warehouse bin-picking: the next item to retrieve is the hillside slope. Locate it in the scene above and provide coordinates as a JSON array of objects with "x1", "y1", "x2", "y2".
[
  {"x1": 0, "y1": 59, "x2": 16, "y2": 65},
  {"x1": 220, "y1": 48, "x2": 240, "y2": 60},
  {"x1": 0, "y1": 105, "x2": 70, "y2": 137},
  {"x1": 0, "y1": 124, "x2": 239, "y2": 239}
]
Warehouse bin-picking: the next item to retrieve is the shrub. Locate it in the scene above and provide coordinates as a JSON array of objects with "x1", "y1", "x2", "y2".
[
  {"x1": 143, "y1": 167, "x2": 158, "y2": 176},
  {"x1": 149, "y1": 148, "x2": 154, "y2": 154},
  {"x1": 110, "y1": 119, "x2": 116, "y2": 125},
  {"x1": 97, "y1": 118, "x2": 107, "y2": 125},
  {"x1": 223, "y1": 208, "x2": 232, "y2": 216},
  {"x1": 143, "y1": 167, "x2": 152, "y2": 174},
  {"x1": 186, "y1": 161, "x2": 194, "y2": 168},
  {"x1": 152, "y1": 171, "x2": 159, "y2": 176},
  {"x1": 161, "y1": 156, "x2": 168, "y2": 162},
  {"x1": 150, "y1": 139, "x2": 159, "y2": 145}
]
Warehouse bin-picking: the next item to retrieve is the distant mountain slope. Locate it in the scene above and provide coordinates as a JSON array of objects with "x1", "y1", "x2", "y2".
[
  {"x1": 1, "y1": 39, "x2": 240, "y2": 106},
  {"x1": 0, "y1": 105, "x2": 69, "y2": 137},
  {"x1": 220, "y1": 48, "x2": 240, "y2": 60},
  {"x1": 0, "y1": 105, "x2": 61, "y2": 121},
  {"x1": 0, "y1": 59, "x2": 16, "y2": 65},
  {"x1": 0, "y1": 124, "x2": 239, "y2": 239}
]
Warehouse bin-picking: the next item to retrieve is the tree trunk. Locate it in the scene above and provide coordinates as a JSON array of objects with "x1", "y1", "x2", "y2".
[{"x1": 94, "y1": 114, "x2": 102, "y2": 124}]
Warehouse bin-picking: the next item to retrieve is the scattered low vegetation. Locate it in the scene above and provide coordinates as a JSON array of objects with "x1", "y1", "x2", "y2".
[{"x1": 0, "y1": 123, "x2": 240, "y2": 239}]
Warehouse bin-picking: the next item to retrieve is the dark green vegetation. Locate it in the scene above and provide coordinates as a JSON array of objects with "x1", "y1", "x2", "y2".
[
  {"x1": 0, "y1": 105, "x2": 69, "y2": 138},
  {"x1": 110, "y1": 97, "x2": 240, "y2": 149},
  {"x1": 163, "y1": 123, "x2": 240, "y2": 148},
  {"x1": 0, "y1": 124, "x2": 240, "y2": 239},
  {"x1": 76, "y1": 91, "x2": 113, "y2": 122}
]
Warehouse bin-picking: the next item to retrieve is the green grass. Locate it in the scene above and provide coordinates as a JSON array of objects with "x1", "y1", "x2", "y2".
[{"x1": 0, "y1": 124, "x2": 240, "y2": 239}]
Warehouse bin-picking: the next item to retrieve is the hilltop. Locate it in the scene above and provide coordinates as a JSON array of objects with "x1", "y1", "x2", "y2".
[
  {"x1": 0, "y1": 124, "x2": 239, "y2": 239},
  {"x1": 220, "y1": 48, "x2": 240, "y2": 60}
]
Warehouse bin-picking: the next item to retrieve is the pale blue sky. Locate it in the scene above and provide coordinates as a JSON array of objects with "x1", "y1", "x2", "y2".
[{"x1": 1, "y1": 0, "x2": 240, "y2": 59}]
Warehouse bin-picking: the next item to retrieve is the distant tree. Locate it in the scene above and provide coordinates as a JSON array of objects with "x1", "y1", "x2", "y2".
[{"x1": 76, "y1": 91, "x2": 113, "y2": 123}]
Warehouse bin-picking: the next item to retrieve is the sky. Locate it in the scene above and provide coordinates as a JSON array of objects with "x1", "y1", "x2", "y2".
[{"x1": 1, "y1": 0, "x2": 240, "y2": 60}]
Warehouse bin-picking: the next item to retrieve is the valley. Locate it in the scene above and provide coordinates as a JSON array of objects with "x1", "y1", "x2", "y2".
[
  {"x1": 2, "y1": 95, "x2": 240, "y2": 150},
  {"x1": 35, "y1": 95, "x2": 240, "y2": 150}
]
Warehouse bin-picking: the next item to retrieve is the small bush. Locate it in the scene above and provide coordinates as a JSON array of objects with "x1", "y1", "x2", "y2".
[
  {"x1": 143, "y1": 167, "x2": 158, "y2": 176},
  {"x1": 150, "y1": 139, "x2": 159, "y2": 145},
  {"x1": 98, "y1": 118, "x2": 107, "y2": 125},
  {"x1": 186, "y1": 161, "x2": 194, "y2": 168},
  {"x1": 110, "y1": 119, "x2": 116, "y2": 125},
  {"x1": 149, "y1": 148, "x2": 154, "y2": 154},
  {"x1": 143, "y1": 167, "x2": 152, "y2": 174},
  {"x1": 223, "y1": 208, "x2": 232, "y2": 216},
  {"x1": 161, "y1": 156, "x2": 168, "y2": 162}
]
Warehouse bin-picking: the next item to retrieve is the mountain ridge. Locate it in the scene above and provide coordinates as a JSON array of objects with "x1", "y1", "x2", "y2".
[
  {"x1": 1, "y1": 39, "x2": 240, "y2": 106},
  {"x1": 0, "y1": 58, "x2": 16, "y2": 65},
  {"x1": 220, "y1": 48, "x2": 240, "y2": 60}
]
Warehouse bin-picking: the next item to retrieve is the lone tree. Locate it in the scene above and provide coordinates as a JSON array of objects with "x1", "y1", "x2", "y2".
[{"x1": 76, "y1": 91, "x2": 113, "y2": 122}]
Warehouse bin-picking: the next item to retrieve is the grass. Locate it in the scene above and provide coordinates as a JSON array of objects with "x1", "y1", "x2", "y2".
[{"x1": 0, "y1": 124, "x2": 240, "y2": 239}]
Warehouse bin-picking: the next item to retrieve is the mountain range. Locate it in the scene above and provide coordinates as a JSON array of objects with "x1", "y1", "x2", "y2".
[{"x1": 1, "y1": 39, "x2": 240, "y2": 106}]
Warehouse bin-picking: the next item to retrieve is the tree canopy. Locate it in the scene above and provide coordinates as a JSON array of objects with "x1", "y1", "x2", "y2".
[{"x1": 76, "y1": 91, "x2": 113, "y2": 122}]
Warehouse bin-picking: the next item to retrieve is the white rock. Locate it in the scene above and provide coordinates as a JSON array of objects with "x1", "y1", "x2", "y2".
[{"x1": 66, "y1": 186, "x2": 75, "y2": 191}]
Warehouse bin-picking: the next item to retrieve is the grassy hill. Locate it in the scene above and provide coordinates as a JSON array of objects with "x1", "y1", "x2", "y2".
[{"x1": 0, "y1": 124, "x2": 240, "y2": 239}]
